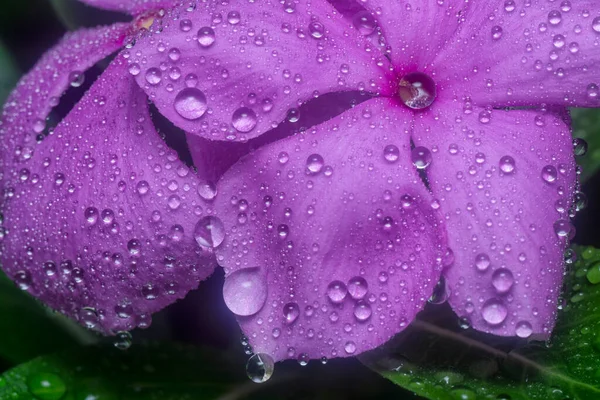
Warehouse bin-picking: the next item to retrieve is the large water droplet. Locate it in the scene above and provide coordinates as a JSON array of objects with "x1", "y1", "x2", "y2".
[
  {"x1": 232, "y1": 107, "x2": 258, "y2": 132},
  {"x1": 174, "y1": 88, "x2": 207, "y2": 120},
  {"x1": 411, "y1": 146, "x2": 432, "y2": 169},
  {"x1": 246, "y1": 353, "x2": 275, "y2": 383},
  {"x1": 347, "y1": 276, "x2": 368, "y2": 300},
  {"x1": 194, "y1": 216, "x2": 225, "y2": 249},
  {"x1": 592, "y1": 16, "x2": 600, "y2": 33},
  {"x1": 223, "y1": 268, "x2": 267, "y2": 316},
  {"x1": 491, "y1": 268, "x2": 514, "y2": 294},
  {"x1": 541, "y1": 165, "x2": 558, "y2": 183},
  {"x1": 197, "y1": 27, "x2": 216, "y2": 47},
  {"x1": 515, "y1": 321, "x2": 533, "y2": 338},
  {"x1": 306, "y1": 154, "x2": 325, "y2": 174},
  {"x1": 397, "y1": 72, "x2": 436, "y2": 110},
  {"x1": 352, "y1": 10, "x2": 377, "y2": 36},
  {"x1": 499, "y1": 156, "x2": 516, "y2": 174},
  {"x1": 327, "y1": 280, "x2": 348, "y2": 303},
  {"x1": 354, "y1": 301, "x2": 372, "y2": 321},
  {"x1": 482, "y1": 299, "x2": 508, "y2": 325},
  {"x1": 145, "y1": 68, "x2": 162, "y2": 85},
  {"x1": 383, "y1": 144, "x2": 400, "y2": 163}
]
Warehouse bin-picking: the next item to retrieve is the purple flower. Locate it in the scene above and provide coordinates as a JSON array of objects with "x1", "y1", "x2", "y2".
[{"x1": 1, "y1": 0, "x2": 599, "y2": 364}]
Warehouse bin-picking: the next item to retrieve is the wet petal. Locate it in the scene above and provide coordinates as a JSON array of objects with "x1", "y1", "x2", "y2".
[
  {"x1": 77, "y1": 0, "x2": 179, "y2": 16},
  {"x1": 356, "y1": 0, "x2": 470, "y2": 70},
  {"x1": 128, "y1": 0, "x2": 387, "y2": 142},
  {"x1": 0, "y1": 57, "x2": 216, "y2": 334},
  {"x1": 412, "y1": 102, "x2": 576, "y2": 338},
  {"x1": 436, "y1": 0, "x2": 600, "y2": 107},
  {"x1": 0, "y1": 24, "x2": 129, "y2": 169},
  {"x1": 214, "y1": 98, "x2": 447, "y2": 361}
]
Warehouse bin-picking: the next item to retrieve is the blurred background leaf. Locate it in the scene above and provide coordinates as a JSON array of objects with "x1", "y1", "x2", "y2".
[
  {"x1": 0, "y1": 39, "x2": 19, "y2": 105},
  {"x1": 572, "y1": 109, "x2": 600, "y2": 182},
  {"x1": 0, "y1": 271, "x2": 96, "y2": 367},
  {"x1": 364, "y1": 246, "x2": 600, "y2": 400}
]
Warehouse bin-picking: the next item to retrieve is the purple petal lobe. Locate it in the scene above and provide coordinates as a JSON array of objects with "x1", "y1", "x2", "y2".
[
  {"x1": 129, "y1": 1, "x2": 386, "y2": 142},
  {"x1": 412, "y1": 102, "x2": 576, "y2": 338},
  {"x1": 214, "y1": 98, "x2": 447, "y2": 361},
  {"x1": 435, "y1": 0, "x2": 600, "y2": 107},
  {"x1": 0, "y1": 55, "x2": 216, "y2": 334},
  {"x1": 355, "y1": 0, "x2": 470, "y2": 71}
]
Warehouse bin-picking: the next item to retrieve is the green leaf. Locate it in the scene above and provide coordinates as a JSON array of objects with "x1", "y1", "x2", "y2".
[
  {"x1": 363, "y1": 246, "x2": 600, "y2": 400},
  {"x1": 0, "y1": 343, "x2": 240, "y2": 400},
  {"x1": 572, "y1": 108, "x2": 600, "y2": 182},
  {"x1": 0, "y1": 271, "x2": 95, "y2": 365},
  {"x1": 0, "y1": 39, "x2": 19, "y2": 106}
]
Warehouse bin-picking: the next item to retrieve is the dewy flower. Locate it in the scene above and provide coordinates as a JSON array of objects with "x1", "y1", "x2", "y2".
[{"x1": 1, "y1": 0, "x2": 599, "y2": 365}]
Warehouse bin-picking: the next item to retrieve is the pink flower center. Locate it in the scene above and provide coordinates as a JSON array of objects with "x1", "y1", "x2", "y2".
[{"x1": 396, "y1": 72, "x2": 437, "y2": 110}]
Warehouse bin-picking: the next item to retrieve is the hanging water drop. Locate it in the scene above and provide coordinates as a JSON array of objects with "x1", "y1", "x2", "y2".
[{"x1": 246, "y1": 353, "x2": 275, "y2": 383}]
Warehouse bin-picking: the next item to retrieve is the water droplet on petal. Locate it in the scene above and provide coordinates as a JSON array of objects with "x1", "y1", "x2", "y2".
[
  {"x1": 515, "y1": 321, "x2": 533, "y2": 338},
  {"x1": 344, "y1": 341, "x2": 357, "y2": 354},
  {"x1": 223, "y1": 268, "x2": 267, "y2": 316},
  {"x1": 541, "y1": 165, "x2": 558, "y2": 184},
  {"x1": 347, "y1": 276, "x2": 368, "y2": 300},
  {"x1": 491, "y1": 25, "x2": 503, "y2": 40},
  {"x1": 174, "y1": 88, "x2": 207, "y2": 120},
  {"x1": 383, "y1": 144, "x2": 400, "y2": 163},
  {"x1": 283, "y1": 302, "x2": 300, "y2": 324},
  {"x1": 482, "y1": 299, "x2": 508, "y2": 325},
  {"x1": 327, "y1": 280, "x2": 348, "y2": 303},
  {"x1": 491, "y1": 268, "x2": 514, "y2": 294},
  {"x1": 197, "y1": 27, "x2": 216, "y2": 47},
  {"x1": 397, "y1": 72, "x2": 436, "y2": 110},
  {"x1": 548, "y1": 10, "x2": 562, "y2": 25},
  {"x1": 411, "y1": 146, "x2": 432, "y2": 169},
  {"x1": 306, "y1": 154, "x2": 325, "y2": 174},
  {"x1": 194, "y1": 216, "x2": 225, "y2": 249},
  {"x1": 145, "y1": 68, "x2": 162, "y2": 85},
  {"x1": 246, "y1": 353, "x2": 275, "y2": 383},
  {"x1": 352, "y1": 10, "x2": 377, "y2": 36},
  {"x1": 232, "y1": 107, "x2": 257, "y2": 132},
  {"x1": 354, "y1": 301, "x2": 372, "y2": 321},
  {"x1": 499, "y1": 156, "x2": 516, "y2": 174},
  {"x1": 592, "y1": 16, "x2": 600, "y2": 33},
  {"x1": 573, "y1": 138, "x2": 588, "y2": 156}
]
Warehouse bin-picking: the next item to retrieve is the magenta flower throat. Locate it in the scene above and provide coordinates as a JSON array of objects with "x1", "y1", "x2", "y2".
[{"x1": 1, "y1": 0, "x2": 599, "y2": 367}]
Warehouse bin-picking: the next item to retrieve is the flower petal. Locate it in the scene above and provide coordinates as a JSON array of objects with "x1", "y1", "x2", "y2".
[
  {"x1": 356, "y1": 0, "x2": 470, "y2": 70},
  {"x1": 77, "y1": 0, "x2": 178, "y2": 16},
  {"x1": 0, "y1": 24, "x2": 129, "y2": 167},
  {"x1": 435, "y1": 0, "x2": 600, "y2": 107},
  {"x1": 214, "y1": 98, "x2": 447, "y2": 361},
  {"x1": 128, "y1": 0, "x2": 387, "y2": 142},
  {"x1": 1, "y1": 56, "x2": 216, "y2": 334},
  {"x1": 412, "y1": 102, "x2": 577, "y2": 338}
]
